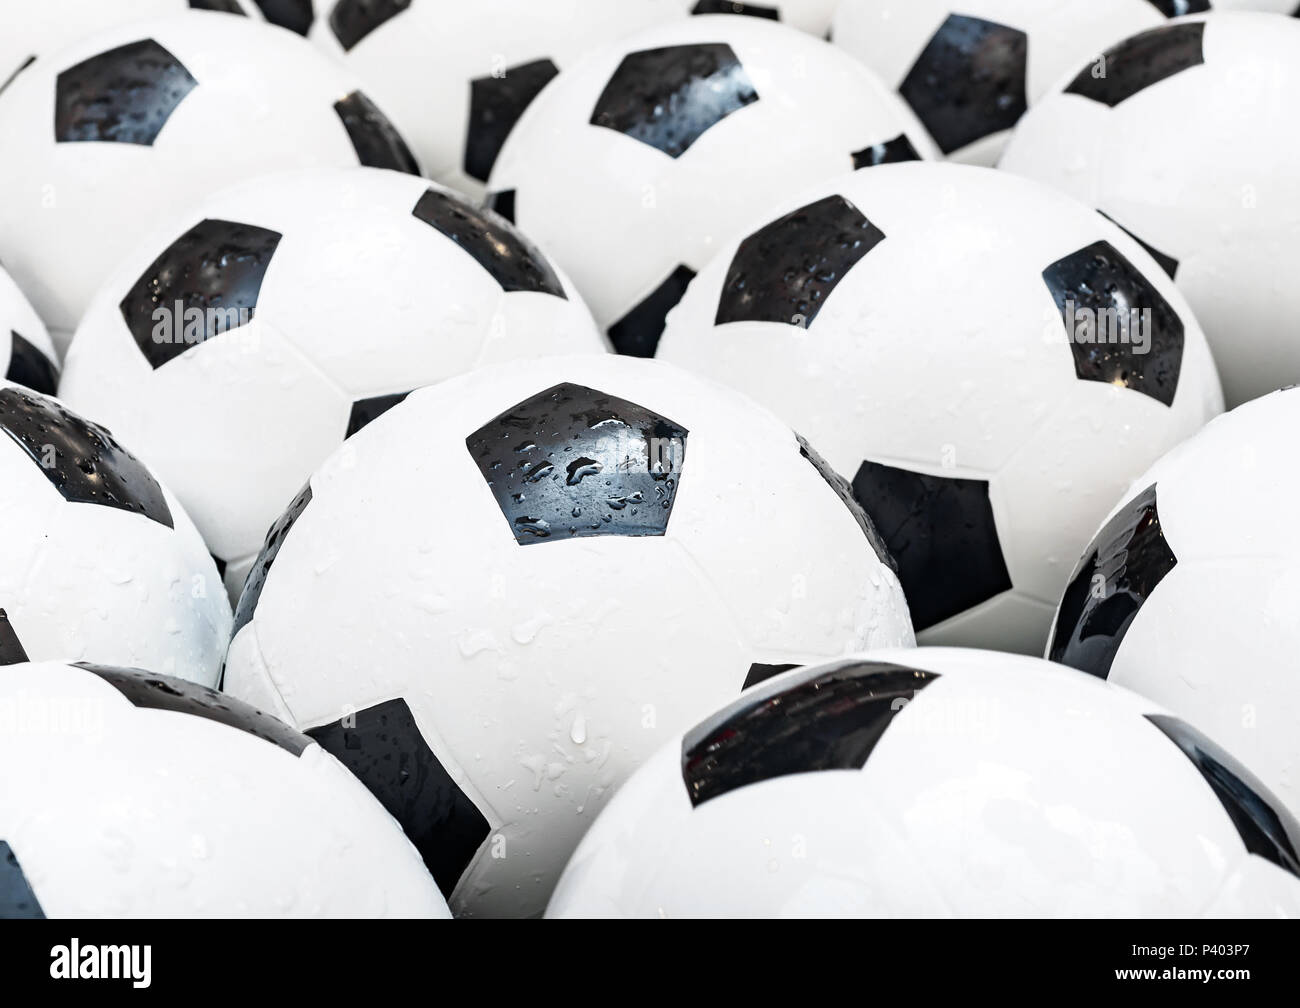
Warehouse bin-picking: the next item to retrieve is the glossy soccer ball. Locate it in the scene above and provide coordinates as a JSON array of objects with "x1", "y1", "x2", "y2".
[
  {"x1": 1049, "y1": 386, "x2": 1300, "y2": 819},
  {"x1": 0, "y1": 383, "x2": 229, "y2": 683},
  {"x1": 0, "y1": 267, "x2": 58, "y2": 393},
  {"x1": 58, "y1": 167, "x2": 605, "y2": 601},
  {"x1": 0, "y1": 661, "x2": 448, "y2": 917},
  {"x1": 1000, "y1": 12, "x2": 1300, "y2": 407},
  {"x1": 0, "y1": 10, "x2": 417, "y2": 351},
  {"x1": 549, "y1": 648, "x2": 1300, "y2": 917},
  {"x1": 487, "y1": 15, "x2": 936, "y2": 354},
  {"x1": 829, "y1": 0, "x2": 1295, "y2": 165},
  {"x1": 224, "y1": 354, "x2": 914, "y2": 917},
  {"x1": 657, "y1": 163, "x2": 1223, "y2": 654}
]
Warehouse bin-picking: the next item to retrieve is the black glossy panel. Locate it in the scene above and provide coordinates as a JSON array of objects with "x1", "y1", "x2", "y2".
[
  {"x1": 0, "y1": 609, "x2": 28, "y2": 665},
  {"x1": 250, "y1": 0, "x2": 314, "y2": 34},
  {"x1": 55, "y1": 39, "x2": 196, "y2": 145},
  {"x1": 1065, "y1": 22, "x2": 1204, "y2": 108},
  {"x1": 5, "y1": 332, "x2": 58, "y2": 395},
  {"x1": 608, "y1": 264, "x2": 695, "y2": 358},
  {"x1": 330, "y1": 0, "x2": 410, "y2": 51},
  {"x1": 851, "y1": 133, "x2": 922, "y2": 169},
  {"x1": 334, "y1": 90, "x2": 420, "y2": 174},
  {"x1": 0, "y1": 842, "x2": 43, "y2": 919},
  {"x1": 233, "y1": 484, "x2": 312, "y2": 636},
  {"x1": 346, "y1": 391, "x2": 412, "y2": 439},
  {"x1": 464, "y1": 59, "x2": 558, "y2": 182},
  {"x1": 1098, "y1": 210, "x2": 1179, "y2": 279}
]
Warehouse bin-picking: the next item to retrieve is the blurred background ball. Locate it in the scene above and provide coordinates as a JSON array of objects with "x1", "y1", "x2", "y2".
[
  {"x1": 0, "y1": 384, "x2": 229, "y2": 684},
  {"x1": 58, "y1": 167, "x2": 606, "y2": 601},
  {"x1": 224, "y1": 354, "x2": 914, "y2": 917},
  {"x1": 0, "y1": 10, "x2": 418, "y2": 351},
  {"x1": 0, "y1": 266, "x2": 58, "y2": 395},
  {"x1": 549, "y1": 648, "x2": 1300, "y2": 918},
  {"x1": 0, "y1": 661, "x2": 448, "y2": 918},
  {"x1": 658, "y1": 163, "x2": 1223, "y2": 654},
  {"x1": 829, "y1": 0, "x2": 1296, "y2": 166},
  {"x1": 1000, "y1": 12, "x2": 1300, "y2": 408},
  {"x1": 487, "y1": 15, "x2": 937, "y2": 355},
  {"x1": 1050, "y1": 386, "x2": 1300, "y2": 819}
]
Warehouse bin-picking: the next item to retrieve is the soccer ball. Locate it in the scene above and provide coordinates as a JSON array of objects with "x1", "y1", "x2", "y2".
[
  {"x1": 0, "y1": 268, "x2": 58, "y2": 394},
  {"x1": 548, "y1": 648, "x2": 1300, "y2": 917},
  {"x1": 657, "y1": 162, "x2": 1223, "y2": 654},
  {"x1": 830, "y1": 0, "x2": 1296, "y2": 166},
  {"x1": 308, "y1": 0, "x2": 680, "y2": 198},
  {"x1": 1000, "y1": 12, "x2": 1300, "y2": 407},
  {"x1": 57, "y1": 166, "x2": 605, "y2": 601},
  {"x1": 223, "y1": 354, "x2": 914, "y2": 917},
  {"x1": 0, "y1": 661, "x2": 448, "y2": 917},
  {"x1": 0, "y1": 10, "x2": 418, "y2": 351},
  {"x1": 486, "y1": 15, "x2": 937, "y2": 355},
  {"x1": 1049, "y1": 386, "x2": 1300, "y2": 819},
  {"x1": 0, "y1": 1, "x2": 262, "y2": 87},
  {"x1": 0, "y1": 383, "x2": 230, "y2": 684}
]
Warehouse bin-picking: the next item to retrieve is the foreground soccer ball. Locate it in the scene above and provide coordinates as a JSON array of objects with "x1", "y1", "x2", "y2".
[
  {"x1": 309, "y1": 0, "x2": 679, "y2": 198},
  {"x1": 1000, "y1": 12, "x2": 1300, "y2": 407},
  {"x1": 658, "y1": 163, "x2": 1223, "y2": 654},
  {"x1": 0, "y1": 10, "x2": 417, "y2": 350},
  {"x1": 0, "y1": 268, "x2": 57, "y2": 393},
  {"x1": 58, "y1": 167, "x2": 605, "y2": 601},
  {"x1": 487, "y1": 15, "x2": 937, "y2": 354},
  {"x1": 549, "y1": 648, "x2": 1300, "y2": 917},
  {"x1": 0, "y1": 383, "x2": 229, "y2": 684},
  {"x1": 0, "y1": 661, "x2": 448, "y2": 918},
  {"x1": 224, "y1": 354, "x2": 914, "y2": 917},
  {"x1": 830, "y1": 0, "x2": 1295, "y2": 166},
  {"x1": 1049, "y1": 386, "x2": 1300, "y2": 819}
]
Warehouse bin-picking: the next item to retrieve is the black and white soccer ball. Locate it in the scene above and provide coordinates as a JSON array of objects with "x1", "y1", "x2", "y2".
[
  {"x1": 486, "y1": 15, "x2": 937, "y2": 355},
  {"x1": 0, "y1": 267, "x2": 58, "y2": 394},
  {"x1": 1049, "y1": 385, "x2": 1300, "y2": 819},
  {"x1": 0, "y1": 0, "x2": 264, "y2": 87},
  {"x1": 0, "y1": 10, "x2": 418, "y2": 351},
  {"x1": 549, "y1": 648, "x2": 1300, "y2": 917},
  {"x1": 224, "y1": 354, "x2": 914, "y2": 917},
  {"x1": 0, "y1": 383, "x2": 230, "y2": 684},
  {"x1": 657, "y1": 163, "x2": 1223, "y2": 654},
  {"x1": 830, "y1": 0, "x2": 1294, "y2": 166},
  {"x1": 1001, "y1": 12, "x2": 1300, "y2": 407},
  {"x1": 0, "y1": 661, "x2": 448, "y2": 918},
  {"x1": 58, "y1": 167, "x2": 606, "y2": 601}
]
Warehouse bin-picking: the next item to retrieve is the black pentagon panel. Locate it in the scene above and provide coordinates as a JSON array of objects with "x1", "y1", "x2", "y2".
[
  {"x1": 5, "y1": 332, "x2": 59, "y2": 395},
  {"x1": 77, "y1": 663, "x2": 310, "y2": 757},
  {"x1": 346, "y1": 390, "x2": 411, "y2": 439},
  {"x1": 899, "y1": 15, "x2": 1027, "y2": 155},
  {"x1": 0, "y1": 387, "x2": 173, "y2": 528},
  {"x1": 307, "y1": 698, "x2": 490, "y2": 899},
  {"x1": 590, "y1": 43, "x2": 759, "y2": 158},
  {"x1": 211, "y1": 554, "x2": 227, "y2": 580},
  {"x1": 334, "y1": 90, "x2": 420, "y2": 174},
  {"x1": 1049, "y1": 484, "x2": 1175, "y2": 679},
  {"x1": 852, "y1": 460, "x2": 1010, "y2": 631},
  {"x1": 1098, "y1": 211, "x2": 1179, "y2": 280},
  {"x1": 330, "y1": 0, "x2": 410, "y2": 51},
  {"x1": 1147, "y1": 714, "x2": 1300, "y2": 880},
  {"x1": 716, "y1": 194, "x2": 885, "y2": 329},
  {"x1": 464, "y1": 58, "x2": 559, "y2": 183},
  {"x1": 1144, "y1": 0, "x2": 1211, "y2": 18},
  {"x1": 483, "y1": 189, "x2": 515, "y2": 224},
  {"x1": 1042, "y1": 240, "x2": 1183, "y2": 407},
  {"x1": 797, "y1": 435, "x2": 895, "y2": 573},
  {"x1": 467, "y1": 382, "x2": 688, "y2": 545},
  {"x1": 189, "y1": 0, "x2": 247, "y2": 12},
  {"x1": 119, "y1": 218, "x2": 282, "y2": 370},
  {"x1": 742, "y1": 662, "x2": 798, "y2": 690},
  {"x1": 232, "y1": 483, "x2": 312, "y2": 636},
  {"x1": 0, "y1": 841, "x2": 44, "y2": 919},
  {"x1": 691, "y1": 0, "x2": 779, "y2": 18},
  {"x1": 250, "y1": 0, "x2": 315, "y2": 34},
  {"x1": 412, "y1": 188, "x2": 565, "y2": 297},
  {"x1": 683, "y1": 661, "x2": 939, "y2": 807},
  {"x1": 55, "y1": 39, "x2": 197, "y2": 146},
  {"x1": 608, "y1": 264, "x2": 695, "y2": 358},
  {"x1": 851, "y1": 133, "x2": 922, "y2": 169},
  {"x1": 0, "y1": 609, "x2": 28, "y2": 665},
  {"x1": 1065, "y1": 22, "x2": 1205, "y2": 108}
]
